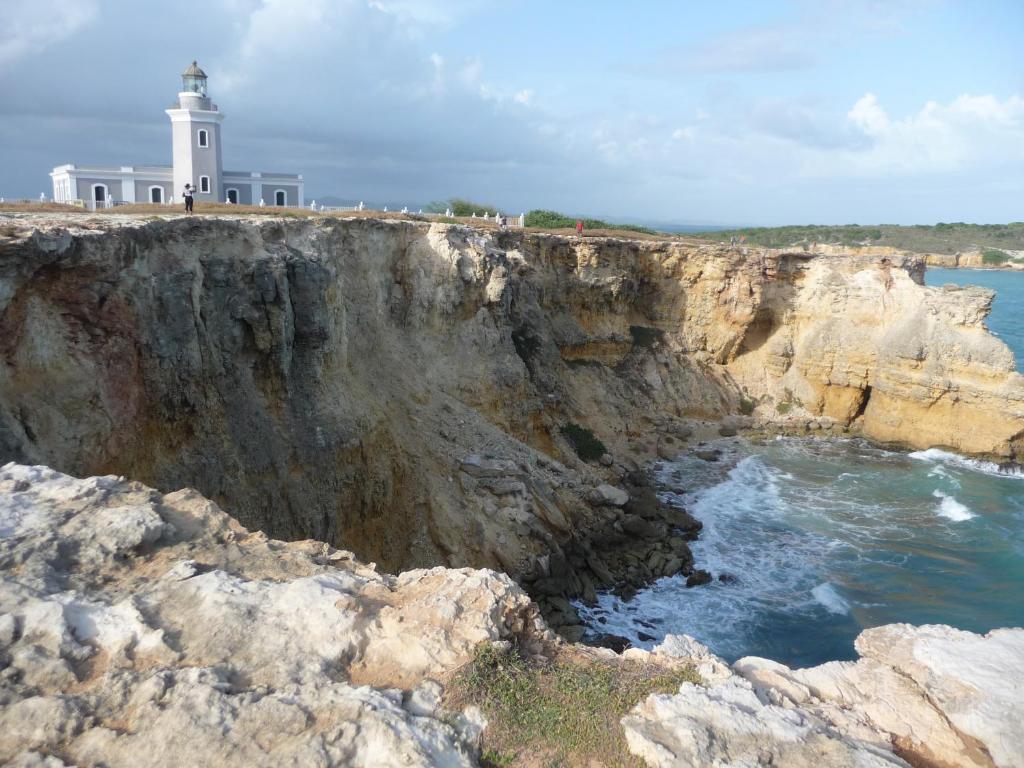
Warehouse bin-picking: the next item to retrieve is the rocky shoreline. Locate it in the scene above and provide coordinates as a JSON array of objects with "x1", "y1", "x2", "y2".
[
  {"x1": 2, "y1": 213, "x2": 1023, "y2": 637},
  {"x1": 2, "y1": 213, "x2": 1024, "y2": 764},
  {"x1": 2, "y1": 463, "x2": 1021, "y2": 767}
]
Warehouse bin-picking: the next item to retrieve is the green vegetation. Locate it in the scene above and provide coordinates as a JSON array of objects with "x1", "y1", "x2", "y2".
[
  {"x1": 446, "y1": 643, "x2": 700, "y2": 767},
  {"x1": 525, "y1": 209, "x2": 656, "y2": 235},
  {"x1": 777, "y1": 402, "x2": 792, "y2": 415},
  {"x1": 739, "y1": 397, "x2": 756, "y2": 416},
  {"x1": 426, "y1": 198, "x2": 501, "y2": 216},
  {"x1": 982, "y1": 248, "x2": 1010, "y2": 265},
  {"x1": 560, "y1": 422, "x2": 607, "y2": 462},
  {"x1": 629, "y1": 325, "x2": 664, "y2": 348},
  {"x1": 698, "y1": 222, "x2": 1024, "y2": 255}
]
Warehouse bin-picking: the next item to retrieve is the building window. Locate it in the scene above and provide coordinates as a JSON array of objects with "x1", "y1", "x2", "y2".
[
  {"x1": 226, "y1": 188, "x2": 239, "y2": 204},
  {"x1": 198, "y1": 129, "x2": 209, "y2": 148},
  {"x1": 275, "y1": 189, "x2": 286, "y2": 206},
  {"x1": 199, "y1": 176, "x2": 210, "y2": 194},
  {"x1": 149, "y1": 186, "x2": 164, "y2": 204}
]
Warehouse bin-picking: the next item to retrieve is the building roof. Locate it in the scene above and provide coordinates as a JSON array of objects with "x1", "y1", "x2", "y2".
[{"x1": 182, "y1": 60, "x2": 207, "y2": 78}]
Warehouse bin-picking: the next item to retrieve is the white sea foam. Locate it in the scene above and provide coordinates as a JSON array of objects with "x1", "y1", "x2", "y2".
[
  {"x1": 910, "y1": 448, "x2": 1024, "y2": 480},
  {"x1": 577, "y1": 452, "x2": 841, "y2": 658},
  {"x1": 812, "y1": 582, "x2": 851, "y2": 615},
  {"x1": 932, "y1": 490, "x2": 976, "y2": 521}
]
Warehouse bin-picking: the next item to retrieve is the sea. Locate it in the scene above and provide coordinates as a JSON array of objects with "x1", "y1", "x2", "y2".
[{"x1": 578, "y1": 267, "x2": 1024, "y2": 667}]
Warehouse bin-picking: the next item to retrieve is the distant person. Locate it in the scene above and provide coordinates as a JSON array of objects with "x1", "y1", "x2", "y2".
[
  {"x1": 182, "y1": 184, "x2": 194, "y2": 214},
  {"x1": 576, "y1": 220, "x2": 584, "y2": 238}
]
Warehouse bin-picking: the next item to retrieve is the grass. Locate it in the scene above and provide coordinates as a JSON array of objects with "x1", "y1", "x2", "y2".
[
  {"x1": 560, "y1": 422, "x2": 607, "y2": 462},
  {"x1": 445, "y1": 643, "x2": 700, "y2": 768}
]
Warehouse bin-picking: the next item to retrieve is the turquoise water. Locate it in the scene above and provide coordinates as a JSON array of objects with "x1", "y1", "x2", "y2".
[
  {"x1": 580, "y1": 439, "x2": 1024, "y2": 667},
  {"x1": 580, "y1": 267, "x2": 1024, "y2": 667},
  {"x1": 926, "y1": 267, "x2": 1024, "y2": 370}
]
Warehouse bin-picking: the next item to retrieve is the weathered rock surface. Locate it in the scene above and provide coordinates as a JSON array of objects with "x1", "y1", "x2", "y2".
[
  {"x1": 0, "y1": 462, "x2": 548, "y2": 766},
  {"x1": 725, "y1": 252, "x2": 1024, "y2": 457},
  {"x1": 623, "y1": 626, "x2": 1024, "y2": 768},
  {"x1": 1, "y1": 213, "x2": 1022, "y2": 632}
]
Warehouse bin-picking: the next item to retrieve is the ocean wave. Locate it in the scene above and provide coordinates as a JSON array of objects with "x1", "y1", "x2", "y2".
[
  {"x1": 812, "y1": 582, "x2": 850, "y2": 615},
  {"x1": 932, "y1": 490, "x2": 976, "y2": 521},
  {"x1": 909, "y1": 448, "x2": 1024, "y2": 480}
]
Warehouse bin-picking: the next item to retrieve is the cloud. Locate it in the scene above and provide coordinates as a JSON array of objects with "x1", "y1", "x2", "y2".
[
  {"x1": 682, "y1": 25, "x2": 817, "y2": 73},
  {"x1": 751, "y1": 99, "x2": 864, "y2": 149},
  {"x1": 819, "y1": 91, "x2": 1024, "y2": 176},
  {"x1": 0, "y1": 0, "x2": 98, "y2": 65},
  {"x1": 644, "y1": 0, "x2": 938, "y2": 77},
  {"x1": 368, "y1": 0, "x2": 490, "y2": 27}
]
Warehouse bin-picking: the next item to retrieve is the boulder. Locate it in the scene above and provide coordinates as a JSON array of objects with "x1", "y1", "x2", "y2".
[
  {"x1": 587, "y1": 484, "x2": 630, "y2": 507},
  {"x1": 685, "y1": 570, "x2": 712, "y2": 588},
  {"x1": 693, "y1": 448, "x2": 721, "y2": 462},
  {"x1": 621, "y1": 515, "x2": 665, "y2": 540}
]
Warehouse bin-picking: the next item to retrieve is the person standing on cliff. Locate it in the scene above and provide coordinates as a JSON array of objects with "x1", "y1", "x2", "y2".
[
  {"x1": 183, "y1": 184, "x2": 194, "y2": 215},
  {"x1": 576, "y1": 220, "x2": 584, "y2": 238}
]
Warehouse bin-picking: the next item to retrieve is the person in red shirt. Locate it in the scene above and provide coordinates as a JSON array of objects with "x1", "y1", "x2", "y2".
[{"x1": 576, "y1": 220, "x2": 584, "y2": 238}]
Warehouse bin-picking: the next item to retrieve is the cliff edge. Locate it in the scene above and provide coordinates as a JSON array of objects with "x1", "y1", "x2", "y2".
[
  {"x1": 2, "y1": 463, "x2": 1021, "y2": 767},
  {"x1": 1, "y1": 214, "x2": 1021, "y2": 589}
]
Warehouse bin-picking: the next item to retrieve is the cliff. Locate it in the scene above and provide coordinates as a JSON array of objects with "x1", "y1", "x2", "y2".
[
  {"x1": 2, "y1": 463, "x2": 1021, "y2": 767},
  {"x1": 1, "y1": 214, "x2": 1022, "y2": 590}
]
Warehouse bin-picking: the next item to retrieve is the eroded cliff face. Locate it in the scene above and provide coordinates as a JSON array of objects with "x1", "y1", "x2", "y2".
[{"x1": 0, "y1": 214, "x2": 1022, "y2": 584}]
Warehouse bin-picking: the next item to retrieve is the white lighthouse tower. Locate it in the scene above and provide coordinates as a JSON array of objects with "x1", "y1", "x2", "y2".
[
  {"x1": 165, "y1": 61, "x2": 224, "y2": 204},
  {"x1": 52, "y1": 61, "x2": 303, "y2": 209}
]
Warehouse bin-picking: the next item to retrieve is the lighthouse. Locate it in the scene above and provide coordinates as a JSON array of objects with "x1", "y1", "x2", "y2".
[
  {"x1": 51, "y1": 61, "x2": 303, "y2": 209},
  {"x1": 165, "y1": 61, "x2": 224, "y2": 203}
]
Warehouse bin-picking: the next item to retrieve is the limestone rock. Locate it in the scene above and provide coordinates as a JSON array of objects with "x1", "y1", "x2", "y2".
[
  {"x1": 0, "y1": 463, "x2": 551, "y2": 766},
  {"x1": 625, "y1": 626, "x2": 1024, "y2": 768},
  {"x1": 623, "y1": 677, "x2": 906, "y2": 768},
  {"x1": 587, "y1": 483, "x2": 629, "y2": 507}
]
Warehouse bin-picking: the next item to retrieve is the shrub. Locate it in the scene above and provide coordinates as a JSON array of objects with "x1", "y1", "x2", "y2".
[
  {"x1": 560, "y1": 422, "x2": 607, "y2": 462},
  {"x1": 739, "y1": 398, "x2": 756, "y2": 415},
  {"x1": 982, "y1": 249, "x2": 1010, "y2": 265},
  {"x1": 777, "y1": 402, "x2": 792, "y2": 415},
  {"x1": 524, "y1": 209, "x2": 656, "y2": 235},
  {"x1": 629, "y1": 325, "x2": 664, "y2": 348},
  {"x1": 446, "y1": 643, "x2": 700, "y2": 767},
  {"x1": 426, "y1": 198, "x2": 500, "y2": 217}
]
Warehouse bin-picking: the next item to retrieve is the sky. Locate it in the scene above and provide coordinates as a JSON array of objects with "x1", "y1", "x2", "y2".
[{"x1": 1, "y1": 0, "x2": 1022, "y2": 225}]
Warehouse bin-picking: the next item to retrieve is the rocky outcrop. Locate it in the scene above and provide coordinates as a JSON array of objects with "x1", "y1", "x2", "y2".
[
  {"x1": 0, "y1": 462, "x2": 549, "y2": 766},
  {"x1": 724, "y1": 253, "x2": 1024, "y2": 457},
  {"x1": 5, "y1": 461, "x2": 1020, "y2": 767},
  {"x1": 810, "y1": 243, "x2": 1024, "y2": 271},
  {"x1": 624, "y1": 626, "x2": 1024, "y2": 768},
  {"x1": 0, "y1": 213, "x2": 1022, "y2": 601}
]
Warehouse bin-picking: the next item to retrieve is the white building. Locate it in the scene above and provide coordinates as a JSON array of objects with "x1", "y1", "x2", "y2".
[{"x1": 50, "y1": 62, "x2": 304, "y2": 210}]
